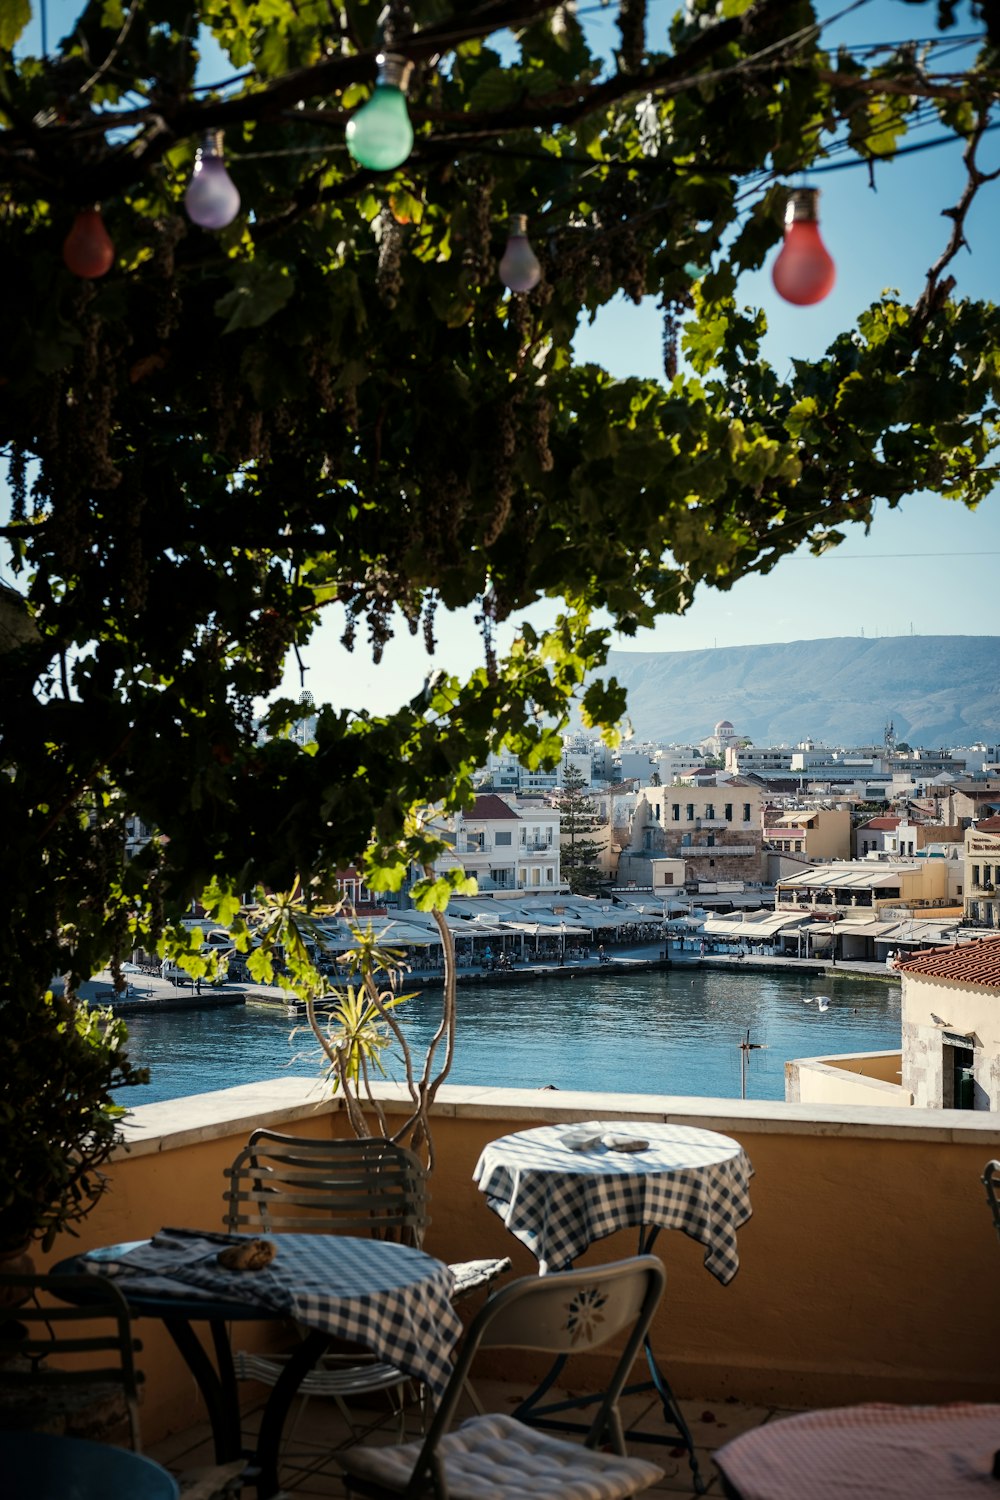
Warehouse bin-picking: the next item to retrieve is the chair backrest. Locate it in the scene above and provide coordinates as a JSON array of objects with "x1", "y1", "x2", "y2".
[
  {"x1": 223, "y1": 1130, "x2": 430, "y2": 1244},
  {"x1": 983, "y1": 1160, "x2": 1000, "y2": 1243},
  {"x1": 411, "y1": 1255, "x2": 666, "y2": 1486},
  {"x1": 0, "y1": 1272, "x2": 143, "y2": 1451}
]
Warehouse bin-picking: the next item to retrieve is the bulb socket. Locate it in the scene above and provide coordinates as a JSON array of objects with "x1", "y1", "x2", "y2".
[
  {"x1": 375, "y1": 52, "x2": 414, "y2": 92},
  {"x1": 784, "y1": 187, "x2": 820, "y2": 226},
  {"x1": 198, "y1": 129, "x2": 225, "y2": 160},
  {"x1": 507, "y1": 213, "x2": 529, "y2": 236}
]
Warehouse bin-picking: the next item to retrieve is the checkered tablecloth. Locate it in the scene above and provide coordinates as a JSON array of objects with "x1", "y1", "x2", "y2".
[
  {"x1": 473, "y1": 1121, "x2": 753, "y2": 1281},
  {"x1": 714, "y1": 1402, "x2": 1000, "y2": 1499},
  {"x1": 83, "y1": 1231, "x2": 461, "y2": 1395}
]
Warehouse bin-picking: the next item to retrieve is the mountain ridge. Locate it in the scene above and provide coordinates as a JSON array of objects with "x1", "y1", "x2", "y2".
[{"x1": 601, "y1": 635, "x2": 1000, "y2": 746}]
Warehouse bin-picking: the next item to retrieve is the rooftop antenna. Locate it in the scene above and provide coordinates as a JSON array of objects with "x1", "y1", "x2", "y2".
[{"x1": 738, "y1": 1028, "x2": 767, "y2": 1100}]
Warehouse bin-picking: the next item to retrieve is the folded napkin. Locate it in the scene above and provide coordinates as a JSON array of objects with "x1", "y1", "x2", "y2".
[
  {"x1": 83, "y1": 1229, "x2": 252, "y2": 1300},
  {"x1": 562, "y1": 1130, "x2": 604, "y2": 1152}
]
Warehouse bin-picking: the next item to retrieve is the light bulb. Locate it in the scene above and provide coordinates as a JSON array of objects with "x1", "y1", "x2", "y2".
[
  {"x1": 771, "y1": 188, "x2": 835, "y2": 306},
  {"x1": 63, "y1": 206, "x2": 114, "y2": 279},
  {"x1": 345, "y1": 53, "x2": 414, "y2": 172},
  {"x1": 499, "y1": 213, "x2": 542, "y2": 293},
  {"x1": 185, "y1": 131, "x2": 241, "y2": 230}
]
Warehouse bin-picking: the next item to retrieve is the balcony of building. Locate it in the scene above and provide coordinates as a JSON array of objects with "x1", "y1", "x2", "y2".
[{"x1": 27, "y1": 1080, "x2": 1000, "y2": 1499}]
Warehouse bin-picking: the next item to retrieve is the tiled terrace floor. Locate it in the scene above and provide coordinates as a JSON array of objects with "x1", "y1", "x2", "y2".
[{"x1": 149, "y1": 1379, "x2": 803, "y2": 1497}]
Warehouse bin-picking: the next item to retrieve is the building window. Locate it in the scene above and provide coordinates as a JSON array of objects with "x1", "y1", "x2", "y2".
[
  {"x1": 743, "y1": 804, "x2": 751, "y2": 822},
  {"x1": 724, "y1": 804, "x2": 733, "y2": 821},
  {"x1": 495, "y1": 831, "x2": 512, "y2": 846},
  {"x1": 671, "y1": 804, "x2": 680, "y2": 821},
  {"x1": 653, "y1": 805, "x2": 660, "y2": 820},
  {"x1": 686, "y1": 804, "x2": 695, "y2": 821},
  {"x1": 705, "y1": 804, "x2": 715, "y2": 821}
]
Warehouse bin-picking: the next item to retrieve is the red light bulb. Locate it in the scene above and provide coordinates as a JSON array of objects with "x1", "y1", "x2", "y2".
[
  {"x1": 63, "y1": 207, "x2": 115, "y2": 279},
  {"x1": 771, "y1": 188, "x2": 835, "y2": 306}
]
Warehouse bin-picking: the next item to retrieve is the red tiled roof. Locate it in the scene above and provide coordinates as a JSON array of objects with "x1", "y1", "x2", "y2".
[
  {"x1": 897, "y1": 936, "x2": 1000, "y2": 987},
  {"x1": 975, "y1": 816, "x2": 1000, "y2": 831},
  {"x1": 860, "y1": 816, "x2": 901, "y2": 831},
  {"x1": 468, "y1": 794, "x2": 520, "y2": 820}
]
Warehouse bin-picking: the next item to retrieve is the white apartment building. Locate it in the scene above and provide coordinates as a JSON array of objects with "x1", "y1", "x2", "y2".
[{"x1": 439, "y1": 793, "x2": 562, "y2": 893}]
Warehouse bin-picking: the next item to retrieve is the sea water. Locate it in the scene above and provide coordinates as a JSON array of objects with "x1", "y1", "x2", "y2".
[{"x1": 116, "y1": 966, "x2": 901, "y2": 1107}]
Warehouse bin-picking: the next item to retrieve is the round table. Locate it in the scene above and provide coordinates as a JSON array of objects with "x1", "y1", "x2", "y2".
[
  {"x1": 473, "y1": 1119, "x2": 754, "y2": 1277},
  {"x1": 53, "y1": 1231, "x2": 461, "y2": 1499},
  {"x1": 714, "y1": 1402, "x2": 1000, "y2": 1499}
]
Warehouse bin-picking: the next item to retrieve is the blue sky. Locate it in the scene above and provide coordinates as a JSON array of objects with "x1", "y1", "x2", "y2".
[{"x1": 8, "y1": 1, "x2": 999, "y2": 714}]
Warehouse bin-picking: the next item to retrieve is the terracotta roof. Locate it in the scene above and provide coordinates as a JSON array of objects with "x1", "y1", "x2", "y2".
[
  {"x1": 975, "y1": 816, "x2": 1000, "y2": 831},
  {"x1": 859, "y1": 816, "x2": 901, "y2": 831},
  {"x1": 467, "y1": 794, "x2": 520, "y2": 820},
  {"x1": 897, "y1": 936, "x2": 1000, "y2": 987}
]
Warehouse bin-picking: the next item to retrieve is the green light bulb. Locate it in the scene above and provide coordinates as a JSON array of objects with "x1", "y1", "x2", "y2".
[{"x1": 346, "y1": 53, "x2": 414, "y2": 172}]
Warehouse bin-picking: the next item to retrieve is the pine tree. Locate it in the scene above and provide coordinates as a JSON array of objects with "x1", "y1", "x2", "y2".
[{"x1": 556, "y1": 765, "x2": 607, "y2": 896}]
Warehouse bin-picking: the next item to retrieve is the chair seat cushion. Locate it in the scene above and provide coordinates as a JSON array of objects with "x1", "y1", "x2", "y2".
[{"x1": 338, "y1": 1411, "x2": 665, "y2": 1500}]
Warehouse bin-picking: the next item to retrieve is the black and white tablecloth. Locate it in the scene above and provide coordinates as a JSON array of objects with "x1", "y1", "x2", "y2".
[
  {"x1": 83, "y1": 1231, "x2": 461, "y2": 1395},
  {"x1": 473, "y1": 1121, "x2": 754, "y2": 1281}
]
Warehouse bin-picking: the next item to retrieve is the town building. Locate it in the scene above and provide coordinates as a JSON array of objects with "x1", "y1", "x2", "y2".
[
  {"x1": 776, "y1": 858, "x2": 954, "y2": 920},
  {"x1": 764, "y1": 807, "x2": 852, "y2": 861},
  {"x1": 964, "y1": 815, "x2": 1000, "y2": 930},
  {"x1": 786, "y1": 936, "x2": 1000, "y2": 1112},
  {"x1": 615, "y1": 779, "x2": 764, "y2": 890},
  {"x1": 898, "y1": 937, "x2": 1000, "y2": 1109},
  {"x1": 436, "y1": 793, "x2": 562, "y2": 893}
]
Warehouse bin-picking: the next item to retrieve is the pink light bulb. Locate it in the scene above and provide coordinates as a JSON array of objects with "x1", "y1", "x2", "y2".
[
  {"x1": 772, "y1": 188, "x2": 835, "y2": 307},
  {"x1": 63, "y1": 206, "x2": 114, "y2": 278},
  {"x1": 499, "y1": 213, "x2": 542, "y2": 293},
  {"x1": 185, "y1": 131, "x2": 241, "y2": 230}
]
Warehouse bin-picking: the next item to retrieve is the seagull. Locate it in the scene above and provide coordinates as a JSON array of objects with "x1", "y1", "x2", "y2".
[
  {"x1": 817, "y1": 996, "x2": 830, "y2": 1012},
  {"x1": 802, "y1": 997, "x2": 814, "y2": 1004},
  {"x1": 930, "y1": 1013, "x2": 951, "y2": 1029}
]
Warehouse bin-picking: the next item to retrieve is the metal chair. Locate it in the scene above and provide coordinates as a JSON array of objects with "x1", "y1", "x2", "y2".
[
  {"x1": 222, "y1": 1131, "x2": 510, "y2": 1431},
  {"x1": 336, "y1": 1254, "x2": 668, "y2": 1500},
  {"x1": 0, "y1": 1272, "x2": 244, "y2": 1499},
  {"x1": 0, "y1": 1271, "x2": 143, "y2": 1449},
  {"x1": 982, "y1": 1159, "x2": 1000, "y2": 1242}
]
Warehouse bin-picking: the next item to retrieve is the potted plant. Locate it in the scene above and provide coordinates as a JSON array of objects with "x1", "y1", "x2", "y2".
[{"x1": 0, "y1": 991, "x2": 147, "y2": 1261}]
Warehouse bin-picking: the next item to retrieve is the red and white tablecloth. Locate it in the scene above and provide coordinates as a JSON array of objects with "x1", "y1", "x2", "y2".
[{"x1": 714, "y1": 1402, "x2": 1000, "y2": 1499}]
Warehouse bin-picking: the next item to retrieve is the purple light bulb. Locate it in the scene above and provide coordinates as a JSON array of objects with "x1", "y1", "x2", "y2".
[
  {"x1": 185, "y1": 131, "x2": 241, "y2": 230},
  {"x1": 499, "y1": 213, "x2": 542, "y2": 293}
]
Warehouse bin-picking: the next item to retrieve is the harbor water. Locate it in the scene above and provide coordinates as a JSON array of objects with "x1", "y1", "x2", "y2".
[{"x1": 116, "y1": 965, "x2": 901, "y2": 1107}]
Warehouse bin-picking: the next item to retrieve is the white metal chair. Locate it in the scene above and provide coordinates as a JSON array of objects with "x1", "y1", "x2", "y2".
[
  {"x1": 336, "y1": 1254, "x2": 667, "y2": 1500},
  {"x1": 222, "y1": 1131, "x2": 511, "y2": 1434}
]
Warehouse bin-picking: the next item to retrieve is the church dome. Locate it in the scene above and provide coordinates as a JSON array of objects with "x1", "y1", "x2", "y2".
[{"x1": 714, "y1": 719, "x2": 735, "y2": 734}]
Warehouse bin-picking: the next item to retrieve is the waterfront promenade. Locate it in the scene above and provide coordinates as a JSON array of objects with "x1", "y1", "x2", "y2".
[{"x1": 78, "y1": 942, "x2": 897, "y2": 1016}]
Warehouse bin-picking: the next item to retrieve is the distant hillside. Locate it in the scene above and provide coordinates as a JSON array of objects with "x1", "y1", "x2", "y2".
[{"x1": 602, "y1": 636, "x2": 1000, "y2": 747}]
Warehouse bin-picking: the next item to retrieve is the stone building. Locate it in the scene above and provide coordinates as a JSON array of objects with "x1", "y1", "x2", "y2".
[
  {"x1": 964, "y1": 815, "x2": 1000, "y2": 930},
  {"x1": 898, "y1": 937, "x2": 1000, "y2": 1110},
  {"x1": 616, "y1": 779, "x2": 764, "y2": 889}
]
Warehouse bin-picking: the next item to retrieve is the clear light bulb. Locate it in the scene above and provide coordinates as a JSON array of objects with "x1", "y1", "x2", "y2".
[
  {"x1": 63, "y1": 206, "x2": 115, "y2": 279},
  {"x1": 771, "y1": 188, "x2": 835, "y2": 306},
  {"x1": 185, "y1": 131, "x2": 241, "y2": 230},
  {"x1": 345, "y1": 53, "x2": 414, "y2": 172},
  {"x1": 499, "y1": 213, "x2": 542, "y2": 293}
]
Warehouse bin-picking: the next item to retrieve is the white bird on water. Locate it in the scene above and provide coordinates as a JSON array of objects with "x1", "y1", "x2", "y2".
[
  {"x1": 802, "y1": 996, "x2": 814, "y2": 1004},
  {"x1": 816, "y1": 996, "x2": 831, "y2": 1012}
]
